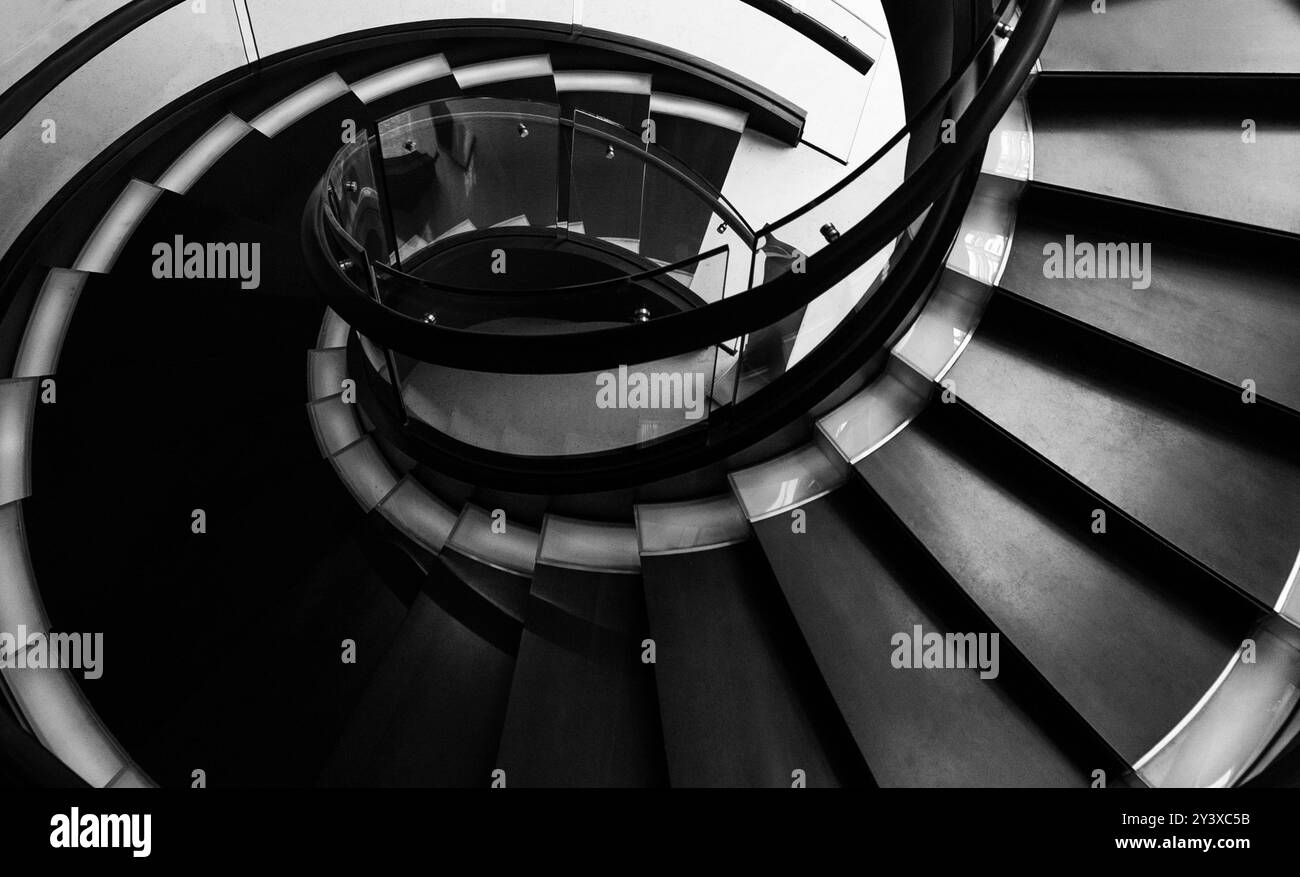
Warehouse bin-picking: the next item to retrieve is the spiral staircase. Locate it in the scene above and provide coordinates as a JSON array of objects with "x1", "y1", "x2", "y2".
[{"x1": 1, "y1": 0, "x2": 1298, "y2": 789}]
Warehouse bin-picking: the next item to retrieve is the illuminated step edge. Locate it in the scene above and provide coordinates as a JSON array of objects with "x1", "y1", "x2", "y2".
[
  {"x1": 648, "y1": 91, "x2": 748, "y2": 133},
  {"x1": 72, "y1": 180, "x2": 163, "y2": 275},
  {"x1": 728, "y1": 443, "x2": 849, "y2": 523},
  {"x1": 375, "y1": 475, "x2": 458, "y2": 557},
  {"x1": 554, "y1": 70, "x2": 652, "y2": 94},
  {"x1": 13, "y1": 270, "x2": 87, "y2": 379},
  {"x1": 351, "y1": 55, "x2": 451, "y2": 104},
  {"x1": 156, "y1": 113, "x2": 253, "y2": 195},
  {"x1": 453, "y1": 55, "x2": 553, "y2": 90},
  {"x1": 446, "y1": 504, "x2": 540, "y2": 577},
  {"x1": 1133, "y1": 617, "x2": 1300, "y2": 788},
  {"x1": 635, "y1": 494, "x2": 750, "y2": 556},
  {"x1": 815, "y1": 354, "x2": 932, "y2": 466},
  {"x1": 945, "y1": 171, "x2": 1024, "y2": 287},
  {"x1": 538, "y1": 515, "x2": 641, "y2": 574},
  {"x1": 307, "y1": 347, "x2": 349, "y2": 402},
  {"x1": 0, "y1": 379, "x2": 149, "y2": 786},
  {"x1": 249, "y1": 74, "x2": 350, "y2": 138}
]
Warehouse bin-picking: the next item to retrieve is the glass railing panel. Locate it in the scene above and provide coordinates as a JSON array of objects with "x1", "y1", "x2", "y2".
[
  {"x1": 731, "y1": 220, "x2": 914, "y2": 404},
  {"x1": 635, "y1": 159, "x2": 750, "y2": 303},
  {"x1": 0, "y1": 0, "x2": 135, "y2": 95},
  {"x1": 311, "y1": 0, "x2": 1031, "y2": 428},
  {"x1": 566, "y1": 110, "x2": 648, "y2": 254},
  {"x1": 326, "y1": 132, "x2": 390, "y2": 264},
  {"x1": 0, "y1": 2, "x2": 248, "y2": 260},
  {"x1": 375, "y1": 98, "x2": 560, "y2": 265},
  {"x1": 567, "y1": 109, "x2": 753, "y2": 306}
]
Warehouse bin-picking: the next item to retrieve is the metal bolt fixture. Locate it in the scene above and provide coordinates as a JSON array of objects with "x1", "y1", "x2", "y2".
[
  {"x1": 338, "y1": 259, "x2": 355, "y2": 271},
  {"x1": 717, "y1": 222, "x2": 728, "y2": 234},
  {"x1": 633, "y1": 307, "x2": 651, "y2": 323},
  {"x1": 995, "y1": 22, "x2": 1013, "y2": 37},
  {"x1": 518, "y1": 123, "x2": 530, "y2": 138},
  {"x1": 403, "y1": 139, "x2": 416, "y2": 152},
  {"x1": 820, "y1": 222, "x2": 841, "y2": 243},
  {"x1": 422, "y1": 313, "x2": 438, "y2": 325},
  {"x1": 343, "y1": 180, "x2": 359, "y2": 193},
  {"x1": 606, "y1": 144, "x2": 616, "y2": 159}
]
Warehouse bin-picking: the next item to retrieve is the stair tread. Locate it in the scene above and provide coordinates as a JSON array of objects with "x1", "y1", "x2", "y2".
[
  {"x1": 1042, "y1": 0, "x2": 1300, "y2": 74},
  {"x1": 320, "y1": 590, "x2": 516, "y2": 787},
  {"x1": 948, "y1": 298, "x2": 1300, "y2": 605},
  {"x1": 493, "y1": 564, "x2": 667, "y2": 787},
  {"x1": 859, "y1": 410, "x2": 1250, "y2": 763},
  {"x1": 1002, "y1": 188, "x2": 1300, "y2": 411},
  {"x1": 752, "y1": 488, "x2": 1100, "y2": 786},
  {"x1": 1031, "y1": 77, "x2": 1300, "y2": 235},
  {"x1": 642, "y1": 543, "x2": 864, "y2": 787}
]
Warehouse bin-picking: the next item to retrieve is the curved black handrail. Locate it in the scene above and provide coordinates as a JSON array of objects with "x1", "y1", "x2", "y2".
[
  {"x1": 325, "y1": 199, "x2": 732, "y2": 300},
  {"x1": 334, "y1": 0, "x2": 1015, "y2": 315},
  {"x1": 0, "y1": 0, "x2": 189, "y2": 137},
  {"x1": 349, "y1": 153, "x2": 981, "y2": 493},
  {"x1": 564, "y1": 110, "x2": 759, "y2": 241},
  {"x1": 306, "y1": 0, "x2": 1059, "y2": 375},
  {"x1": 758, "y1": 0, "x2": 1015, "y2": 235}
]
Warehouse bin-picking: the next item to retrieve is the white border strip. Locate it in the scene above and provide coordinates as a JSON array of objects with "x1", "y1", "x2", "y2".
[{"x1": 537, "y1": 515, "x2": 641, "y2": 574}]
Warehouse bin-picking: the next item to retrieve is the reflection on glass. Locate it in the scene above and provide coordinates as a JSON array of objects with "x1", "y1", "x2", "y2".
[
  {"x1": 310, "y1": 0, "x2": 1028, "y2": 457},
  {"x1": 375, "y1": 98, "x2": 561, "y2": 264}
]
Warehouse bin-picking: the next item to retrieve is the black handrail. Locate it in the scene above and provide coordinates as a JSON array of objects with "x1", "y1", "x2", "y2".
[
  {"x1": 321, "y1": 0, "x2": 1013, "y2": 308},
  {"x1": 322, "y1": 200, "x2": 732, "y2": 298},
  {"x1": 738, "y1": 0, "x2": 876, "y2": 74},
  {"x1": 564, "y1": 109, "x2": 758, "y2": 241},
  {"x1": 346, "y1": 143, "x2": 982, "y2": 493},
  {"x1": 306, "y1": 0, "x2": 1061, "y2": 375},
  {"x1": 0, "y1": 0, "x2": 190, "y2": 137},
  {"x1": 758, "y1": 0, "x2": 1015, "y2": 235},
  {"x1": 377, "y1": 243, "x2": 732, "y2": 299}
]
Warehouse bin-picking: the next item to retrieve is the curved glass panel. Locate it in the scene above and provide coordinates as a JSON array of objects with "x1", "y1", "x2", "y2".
[
  {"x1": 310, "y1": 0, "x2": 1027, "y2": 460},
  {"x1": 378, "y1": 98, "x2": 561, "y2": 263}
]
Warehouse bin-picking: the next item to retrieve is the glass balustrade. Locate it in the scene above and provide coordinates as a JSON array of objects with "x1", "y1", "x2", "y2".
[
  {"x1": 1, "y1": 0, "x2": 1024, "y2": 462},
  {"x1": 315, "y1": 0, "x2": 1022, "y2": 459}
]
